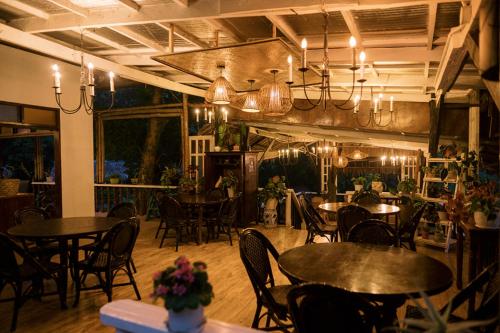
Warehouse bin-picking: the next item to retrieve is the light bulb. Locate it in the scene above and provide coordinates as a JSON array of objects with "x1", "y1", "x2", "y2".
[
  {"x1": 87, "y1": 63, "x2": 94, "y2": 69},
  {"x1": 287, "y1": 55, "x2": 292, "y2": 64},
  {"x1": 349, "y1": 36, "x2": 357, "y2": 48},
  {"x1": 109, "y1": 72, "x2": 115, "y2": 78},
  {"x1": 359, "y1": 51, "x2": 366, "y2": 62},
  {"x1": 52, "y1": 64, "x2": 59, "y2": 72}
]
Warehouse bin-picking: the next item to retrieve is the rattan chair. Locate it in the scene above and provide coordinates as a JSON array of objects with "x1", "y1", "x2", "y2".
[
  {"x1": 299, "y1": 196, "x2": 337, "y2": 244},
  {"x1": 158, "y1": 195, "x2": 194, "y2": 251},
  {"x1": 352, "y1": 190, "x2": 381, "y2": 205},
  {"x1": 239, "y1": 228, "x2": 294, "y2": 332},
  {"x1": 77, "y1": 219, "x2": 140, "y2": 303},
  {"x1": 287, "y1": 283, "x2": 379, "y2": 333},
  {"x1": 347, "y1": 219, "x2": 398, "y2": 246},
  {"x1": 337, "y1": 205, "x2": 371, "y2": 242},
  {"x1": 398, "y1": 203, "x2": 426, "y2": 251},
  {"x1": 215, "y1": 193, "x2": 240, "y2": 245},
  {"x1": 0, "y1": 233, "x2": 65, "y2": 332}
]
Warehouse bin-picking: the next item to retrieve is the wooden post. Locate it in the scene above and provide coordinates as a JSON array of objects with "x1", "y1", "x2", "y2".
[
  {"x1": 428, "y1": 94, "x2": 442, "y2": 156},
  {"x1": 95, "y1": 114, "x2": 105, "y2": 184},
  {"x1": 168, "y1": 24, "x2": 175, "y2": 53},
  {"x1": 181, "y1": 93, "x2": 190, "y2": 173},
  {"x1": 468, "y1": 90, "x2": 480, "y2": 153},
  {"x1": 34, "y1": 137, "x2": 44, "y2": 181},
  {"x1": 479, "y1": 0, "x2": 499, "y2": 81}
]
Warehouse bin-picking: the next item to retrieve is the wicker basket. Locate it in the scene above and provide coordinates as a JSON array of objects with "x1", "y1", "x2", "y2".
[{"x1": 0, "y1": 179, "x2": 20, "y2": 196}]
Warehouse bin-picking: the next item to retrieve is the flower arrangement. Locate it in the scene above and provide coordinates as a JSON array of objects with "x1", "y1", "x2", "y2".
[
  {"x1": 351, "y1": 176, "x2": 366, "y2": 186},
  {"x1": 258, "y1": 175, "x2": 287, "y2": 204},
  {"x1": 467, "y1": 182, "x2": 500, "y2": 220},
  {"x1": 152, "y1": 256, "x2": 213, "y2": 312}
]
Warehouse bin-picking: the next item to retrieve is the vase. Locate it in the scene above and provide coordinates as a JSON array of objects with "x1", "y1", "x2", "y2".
[
  {"x1": 167, "y1": 306, "x2": 206, "y2": 333},
  {"x1": 354, "y1": 184, "x2": 363, "y2": 192},
  {"x1": 371, "y1": 181, "x2": 384, "y2": 193},
  {"x1": 214, "y1": 146, "x2": 221, "y2": 152},
  {"x1": 474, "y1": 211, "x2": 488, "y2": 228},
  {"x1": 109, "y1": 177, "x2": 120, "y2": 184},
  {"x1": 264, "y1": 198, "x2": 278, "y2": 228}
]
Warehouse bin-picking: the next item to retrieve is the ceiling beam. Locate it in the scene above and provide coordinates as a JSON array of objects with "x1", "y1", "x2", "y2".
[
  {"x1": 0, "y1": 22, "x2": 204, "y2": 96},
  {"x1": 118, "y1": 0, "x2": 141, "y2": 12},
  {"x1": 266, "y1": 15, "x2": 301, "y2": 47},
  {"x1": 46, "y1": 0, "x2": 88, "y2": 17},
  {"x1": 172, "y1": 0, "x2": 189, "y2": 7},
  {"x1": 203, "y1": 18, "x2": 245, "y2": 43},
  {"x1": 427, "y1": 2, "x2": 437, "y2": 50},
  {"x1": 156, "y1": 22, "x2": 209, "y2": 49},
  {"x1": 340, "y1": 10, "x2": 363, "y2": 45},
  {"x1": 109, "y1": 26, "x2": 166, "y2": 52},
  {"x1": 0, "y1": 0, "x2": 49, "y2": 19},
  {"x1": 76, "y1": 29, "x2": 130, "y2": 52}
]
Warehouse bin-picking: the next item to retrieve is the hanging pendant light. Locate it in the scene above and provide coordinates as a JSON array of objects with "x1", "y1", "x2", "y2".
[
  {"x1": 347, "y1": 149, "x2": 368, "y2": 160},
  {"x1": 333, "y1": 154, "x2": 349, "y2": 168},
  {"x1": 258, "y1": 69, "x2": 293, "y2": 116},
  {"x1": 205, "y1": 64, "x2": 236, "y2": 105},
  {"x1": 242, "y1": 79, "x2": 260, "y2": 113}
]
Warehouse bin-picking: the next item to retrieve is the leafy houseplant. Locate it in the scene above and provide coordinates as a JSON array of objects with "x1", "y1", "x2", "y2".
[
  {"x1": 468, "y1": 182, "x2": 500, "y2": 228},
  {"x1": 109, "y1": 174, "x2": 120, "y2": 184},
  {"x1": 160, "y1": 167, "x2": 180, "y2": 187},
  {"x1": 152, "y1": 256, "x2": 213, "y2": 332},
  {"x1": 179, "y1": 176, "x2": 204, "y2": 194},
  {"x1": 397, "y1": 178, "x2": 417, "y2": 195},
  {"x1": 370, "y1": 173, "x2": 384, "y2": 193},
  {"x1": 436, "y1": 203, "x2": 448, "y2": 221},
  {"x1": 351, "y1": 176, "x2": 366, "y2": 192},
  {"x1": 221, "y1": 171, "x2": 238, "y2": 198},
  {"x1": 258, "y1": 176, "x2": 287, "y2": 227}
]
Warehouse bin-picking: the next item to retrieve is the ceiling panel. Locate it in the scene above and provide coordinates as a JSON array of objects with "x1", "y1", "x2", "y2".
[
  {"x1": 225, "y1": 16, "x2": 273, "y2": 40},
  {"x1": 435, "y1": 2, "x2": 461, "y2": 37},
  {"x1": 353, "y1": 5, "x2": 428, "y2": 33},
  {"x1": 284, "y1": 11, "x2": 350, "y2": 36}
]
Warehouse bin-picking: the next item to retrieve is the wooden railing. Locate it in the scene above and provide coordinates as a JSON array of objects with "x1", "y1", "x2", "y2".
[{"x1": 94, "y1": 184, "x2": 177, "y2": 214}]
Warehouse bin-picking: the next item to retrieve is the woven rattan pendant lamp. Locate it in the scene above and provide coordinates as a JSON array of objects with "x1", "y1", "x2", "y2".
[
  {"x1": 258, "y1": 70, "x2": 293, "y2": 116},
  {"x1": 205, "y1": 64, "x2": 236, "y2": 105},
  {"x1": 241, "y1": 79, "x2": 260, "y2": 113}
]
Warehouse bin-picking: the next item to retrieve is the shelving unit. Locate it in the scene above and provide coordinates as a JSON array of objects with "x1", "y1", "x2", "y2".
[{"x1": 416, "y1": 219, "x2": 456, "y2": 253}]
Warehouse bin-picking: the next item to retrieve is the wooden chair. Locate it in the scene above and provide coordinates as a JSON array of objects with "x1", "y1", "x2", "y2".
[
  {"x1": 337, "y1": 205, "x2": 371, "y2": 242},
  {"x1": 158, "y1": 196, "x2": 194, "y2": 251},
  {"x1": 347, "y1": 219, "x2": 398, "y2": 246},
  {"x1": 215, "y1": 193, "x2": 240, "y2": 245},
  {"x1": 398, "y1": 203, "x2": 426, "y2": 251},
  {"x1": 0, "y1": 233, "x2": 65, "y2": 332},
  {"x1": 287, "y1": 283, "x2": 379, "y2": 333},
  {"x1": 239, "y1": 228, "x2": 294, "y2": 332},
  {"x1": 299, "y1": 196, "x2": 337, "y2": 244}
]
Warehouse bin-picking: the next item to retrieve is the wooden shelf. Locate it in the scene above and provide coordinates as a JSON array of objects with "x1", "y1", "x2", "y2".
[
  {"x1": 416, "y1": 237, "x2": 457, "y2": 248},
  {"x1": 418, "y1": 196, "x2": 448, "y2": 203},
  {"x1": 427, "y1": 158, "x2": 461, "y2": 163},
  {"x1": 423, "y1": 177, "x2": 457, "y2": 183}
]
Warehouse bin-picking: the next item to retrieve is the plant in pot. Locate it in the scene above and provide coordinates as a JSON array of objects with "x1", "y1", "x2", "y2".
[
  {"x1": 0, "y1": 165, "x2": 20, "y2": 196},
  {"x1": 436, "y1": 203, "x2": 448, "y2": 221},
  {"x1": 351, "y1": 176, "x2": 366, "y2": 192},
  {"x1": 397, "y1": 177, "x2": 417, "y2": 196},
  {"x1": 152, "y1": 256, "x2": 213, "y2": 333},
  {"x1": 179, "y1": 176, "x2": 197, "y2": 194},
  {"x1": 220, "y1": 171, "x2": 238, "y2": 198},
  {"x1": 109, "y1": 174, "x2": 120, "y2": 184},
  {"x1": 257, "y1": 176, "x2": 287, "y2": 227},
  {"x1": 161, "y1": 167, "x2": 180, "y2": 187},
  {"x1": 467, "y1": 182, "x2": 500, "y2": 228},
  {"x1": 370, "y1": 173, "x2": 384, "y2": 193}
]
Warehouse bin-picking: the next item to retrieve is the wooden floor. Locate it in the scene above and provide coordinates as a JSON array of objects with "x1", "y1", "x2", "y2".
[{"x1": 0, "y1": 218, "x2": 467, "y2": 333}]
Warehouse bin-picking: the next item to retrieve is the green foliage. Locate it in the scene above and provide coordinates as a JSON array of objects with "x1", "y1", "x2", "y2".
[
  {"x1": 221, "y1": 171, "x2": 238, "y2": 189},
  {"x1": 468, "y1": 182, "x2": 500, "y2": 219},
  {"x1": 351, "y1": 176, "x2": 367, "y2": 185},
  {"x1": 370, "y1": 173, "x2": 382, "y2": 182},
  {"x1": 258, "y1": 176, "x2": 287, "y2": 204},
  {"x1": 397, "y1": 178, "x2": 417, "y2": 193},
  {"x1": 160, "y1": 167, "x2": 180, "y2": 186},
  {"x1": 152, "y1": 256, "x2": 213, "y2": 312}
]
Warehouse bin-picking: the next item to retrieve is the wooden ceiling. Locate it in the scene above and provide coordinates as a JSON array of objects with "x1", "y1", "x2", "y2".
[{"x1": 0, "y1": 0, "x2": 485, "y2": 103}]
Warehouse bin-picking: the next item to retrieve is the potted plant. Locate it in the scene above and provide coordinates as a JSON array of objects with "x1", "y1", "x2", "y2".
[
  {"x1": 420, "y1": 223, "x2": 430, "y2": 239},
  {"x1": 351, "y1": 176, "x2": 366, "y2": 192},
  {"x1": 468, "y1": 182, "x2": 500, "y2": 228},
  {"x1": 258, "y1": 176, "x2": 287, "y2": 227},
  {"x1": 397, "y1": 177, "x2": 417, "y2": 196},
  {"x1": 152, "y1": 256, "x2": 213, "y2": 332},
  {"x1": 221, "y1": 171, "x2": 238, "y2": 198},
  {"x1": 179, "y1": 176, "x2": 197, "y2": 193},
  {"x1": 0, "y1": 165, "x2": 20, "y2": 196},
  {"x1": 109, "y1": 174, "x2": 120, "y2": 184},
  {"x1": 370, "y1": 173, "x2": 384, "y2": 193},
  {"x1": 436, "y1": 203, "x2": 448, "y2": 221},
  {"x1": 433, "y1": 222, "x2": 445, "y2": 243},
  {"x1": 160, "y1": 167, "x2": 180, "y2": 187}
]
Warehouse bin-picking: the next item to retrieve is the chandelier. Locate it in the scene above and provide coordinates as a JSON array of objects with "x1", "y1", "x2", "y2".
[
  {"x1": 311, "y1": 140, "x2": 338, "y2": 159},
  {"x1": 333, "y1": 152, "x2": 349, "y2": 168},
  {"x1": 278, "y1": 141, "x2": 299, "y2": 166},
  {"x1": 205, "y1": 65, "x2": 236, "y2": 105},
  {"x1": 353, "y1": 88, "x2": 396, "y2": 127},
  {"x1": 51, "y1": 32, "x2": 114, "y2": 115},
  {"x1": 194, "y1": 105, "x2": 228, "y2": 124},
  {"x1": 284, "y1": 11, "x2": 366, "y2": 112},
  {"x1": 258, "y1": 70, "x2": 293, "y2": 116}
]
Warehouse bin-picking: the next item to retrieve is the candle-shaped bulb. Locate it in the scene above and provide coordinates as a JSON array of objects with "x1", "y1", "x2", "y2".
[
  {"x1": 359, "y1": 51, "x2": 366, "y2": 63},
  {"x1": 349, "y1": 36, "x2": 357, "y2": 48},
  {"x1": 301, "y1": 38, "x2": 308, "y2": 49},
  {"x1": 87, "y1": 62, "x2": 94, "y2": 70},
  {"x1": 374, "y1": 98, "x2": 379, "y2": 113},
  {"x1": 52, "y1": 64, "x2": 59, "y2": 72},
  {"x1": 287, "y1": 54, "x2": 292, "y2": 64},
  {"x1": 287, "y1": 54, "x2": 293, "y2": 82},
  {"x1": 195, "y1": 108, "x2": 200, "y2": 122},
  {"x1": 54, "y1": 71, "x2": 61, "y2": 93},
  {"x1": 109, "y1": 72, "x2": 115, "y2": 92},
  {"x1": 390, "y1": 96, "x2": 394, "y2": 112},
  {"x1": 354, "y1": 95, "x2": 360, "y2": 113},
  {"x1": 87, "y1": 62, "x2": 94, "y2": 85},
  {"x1": 301, "y1": 38, "x2": 308, "y2": 68},
  {"x1": 204, "y1": 107, "x2": 208, "y2": 120}
]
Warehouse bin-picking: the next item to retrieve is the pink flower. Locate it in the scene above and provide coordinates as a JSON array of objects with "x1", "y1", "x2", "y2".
[
  {"x1": 153, "y1": 271, "x2": 162, "y2": 281},
  {"x1": 155, "y1": 284, "x2": 169, "y2": 296},
  {"x1": 172, "y1": 283, "x2": 187, "y2": 296},
  {"x1": 175, "y1": 256, "x2": 190, "y2": 267},
  {"x1": 183, "y1": 271, "x2": 195, "y2": 283}
]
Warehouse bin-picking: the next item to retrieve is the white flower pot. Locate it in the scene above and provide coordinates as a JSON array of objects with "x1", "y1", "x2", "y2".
[
  {"x1": 354, "y1": 184, "x2": 363, "y2": 192},
  {"x1": 371, "y1": 181, "x2": 384, "y2": 193},
  {"x1": 214, "y1": 146, "x2": 221, "y2": 152},
  {"x1": 474, "y1": 211, "x2": 488, "y2": 228},
  {"x1": 167, "y1": 306, "x2": 205, "y2": 333},
  {"x1": 264, "y1": 198, "x2": 278, "y2": 228}
]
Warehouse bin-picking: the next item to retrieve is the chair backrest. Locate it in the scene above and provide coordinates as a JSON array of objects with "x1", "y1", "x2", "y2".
[
  {"x1": 89, "y1": 220, "x2": 138, "y2": 268},
  {"x1": 207, "y1": 188, "x2": 225, "y2": 200},
  {"x1": 302, "y1": 196, "x2": 326, "y2": 225},
  {"x1": 298, "y1": 197, "x2": 327, "y2": 240},
  {"x1": 352, "y1": 190, "x2": 381, "y2": 205},
  {"x1": 337, "y1": 205, "x2": 371, "y2": 241},
  {"x1": 220, "y1": 193, "x2": 240, "y2": 223},
  {"x1": 287, "y1": 284, "x2": 378, "y2": 333},
  {"x1": 158, "y1": 195, "x2": 187, "y2": 226},
  {"x1": 398, "y1": 202, "x2": 426, "y2": 237},
  {"x1": 346, "y1": 219, "x2": 398, "y2": 246},
  {"x1": 239, "y1": 228, "x2": 283, "y2": 314},
  {"x1": 0, "y1": 233, "x2": 51, "y2": 280},
  {"x1": 14, "y1": 207, "x2": 49, "y2": 225},
  {"x1": 107, "y1": 202, "x2": 137, "y2": 219},
  {"x1": 397, "y1": 199, "x2": 414, "y2": 230}
]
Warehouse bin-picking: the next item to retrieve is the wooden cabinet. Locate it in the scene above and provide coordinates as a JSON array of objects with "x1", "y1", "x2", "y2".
[{"x1": 204, "y1": 152, "x2": 258, "y2": 226}]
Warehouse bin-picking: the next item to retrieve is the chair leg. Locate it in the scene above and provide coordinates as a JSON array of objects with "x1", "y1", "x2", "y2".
[
  {"x1": 11, "y1": 283, "x2": 22, "y2": 332},
  {"x1": 227, "y1": 225, "x2": 233, "y2": 246},
  {"x1": 104, "y1": 270, "x2": 113, "y2": 302},
  {"x1": 175, "y1": 227, "x2": 180, "y2": 252},
  {"x1": 265, "y1": 311, "x2": 272, "y2": 328},
  {"x1": 251, "y1": 301, "x2": 263, "y2": 328},
  {"x1": 159, "y1": 227, "x2": 169, "y2": 249},
  {"x1": 155, "y1": 220, "x2": 164, "y2": 239},
  {"x1": 126, "y1": 262, "x2": 141, "y2": 300},
  {"x1": 130, "y1": 257, "x2": 137, "y2": 273}
]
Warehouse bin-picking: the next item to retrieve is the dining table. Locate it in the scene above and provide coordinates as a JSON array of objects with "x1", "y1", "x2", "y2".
[
  {"x1": 318, "y1": 202, "x2": 401, "y2": 229},
  {"x1": 176, "y1": 192, "x2": 226, "y2": 244},
  {"x1": 8, "y1": 216, "x2": 121, "y2": 308},
  {"x1": 278, "y1": 242, "x2": 453, "y2": 327}
]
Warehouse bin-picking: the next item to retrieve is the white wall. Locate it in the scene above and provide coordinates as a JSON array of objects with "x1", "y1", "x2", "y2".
[{"x1": 0, "y1": 44, "x2": 95, "y2": 217}]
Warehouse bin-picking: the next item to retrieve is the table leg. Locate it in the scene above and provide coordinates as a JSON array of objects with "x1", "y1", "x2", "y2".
[
  {"x1": 58, "y1": 239, "x2": 68, "y2": 309},
  {"x1": 456, "y1": 225, "x2": 464, "y2": 289},
  {"x1": 196, "y1": 206, "x2": 203, "y2": 245},
  {"x1": 71, "y1": 237, "x2": 80, "y2": 307},
  {"x1": 467, "y1": 233, "x2": 478, "y2": 316}
]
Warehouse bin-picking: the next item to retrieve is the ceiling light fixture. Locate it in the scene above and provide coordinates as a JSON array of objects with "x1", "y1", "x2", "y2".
[
  {"x1": 205, "y1": 64, "x2": 235, "y2": 105},
  {"x1": 241, "y1": 79, "x2": 260, "y2": 113},
  {"x1": 353, "y1": 88, "x2": 396, "y2": 127},
  {"x1": 258, "y1": 69, "x2": 293, "y2": 116}
]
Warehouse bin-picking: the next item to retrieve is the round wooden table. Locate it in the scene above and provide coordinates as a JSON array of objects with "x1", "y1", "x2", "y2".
[
  {"x1": 278, "y1": 242, "x2": 453, "y2": 326},
  {"x1": 8, "y1": 216, "x2": 121, "y2": 308},
  {"x1": 176, "y1": 193, "x2": 225, "y2": 244},
  {"x1": 318, "y1": 202, "x2": 400, "y2": 215}
]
